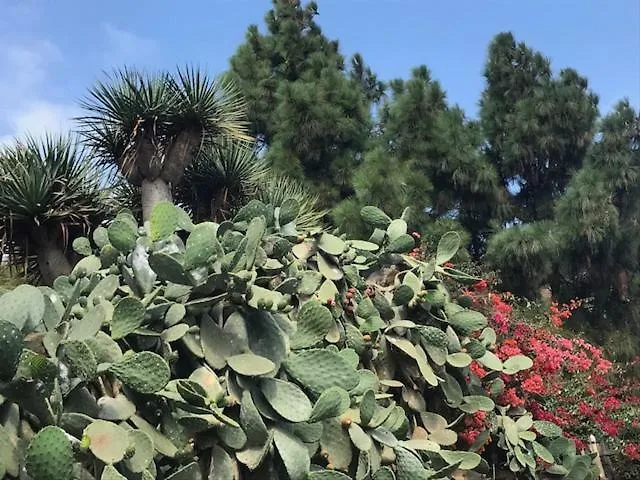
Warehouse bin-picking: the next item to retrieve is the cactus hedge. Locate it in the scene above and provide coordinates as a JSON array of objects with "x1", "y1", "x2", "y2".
[{"x1": 0, "y1": 200, "x2": 596, "y2": 479}]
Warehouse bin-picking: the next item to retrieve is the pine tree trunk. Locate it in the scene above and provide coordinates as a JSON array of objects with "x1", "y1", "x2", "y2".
[
  {"x1": 141, "y1": 177, "x2": 173, "y2": 222},
  {"x1": 37, "y1": 238, "x2": 72, "y2": 286}
]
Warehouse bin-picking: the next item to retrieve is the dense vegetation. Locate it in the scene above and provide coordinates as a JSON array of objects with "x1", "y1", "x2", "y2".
[
  {"x1": 229, "y1": 0, "x2": 640, "y2": 353},
  {"x1": 0, "y1": 0, "x2": 638, "y2": 478}
]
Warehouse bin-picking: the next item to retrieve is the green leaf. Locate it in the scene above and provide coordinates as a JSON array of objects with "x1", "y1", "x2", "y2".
[
  {"x1": 309, "y1": 387, "x2": 350, "y2": 422},
  {"x1": 240, "y1": 390, "x2": 269, "y2": 445},
  {"x1": 227, "y1": 353, "x2": 275, "y2": 376},
  {"x1": 83, "y1": 420, "x2": 131, "y2": 464},
  {"x1": 278, "y1": 198, "x2": 301, "y2": 226},
  {"x1": 309, "y1": 471, "x2": 353, "y2": 479},
  {"x1": 533, "y1": 420, "x2": 563, "y2": 438},
  {"x1": 359, "y1": 389, "x2": 377, "y2": 426},
  {"x1": 284, "y1": 348, "x2": 359, "y2": 395},
  {"x1": 440, "y1": 371, "x2": 464, "y2": 407},
  {"x1": 386, "y1": 219, "x2": 407, "y2": 242},
  {"x1": 318, "y1": 233, "x2": 346, "y2": 256},
  {"x1": 245, "y1": 216, "x2": 266, "y2": 269},
  {"x1": 348, "y1": 423, "x2": 373, "y2": 451},
  {"x1": 317, "y1": 253, "x2": 343, "y2": 281},
  {"x1": 184, "y1": 222, "x2": 220, "y2": 269},
  {"x1": 150, "y1": 201, "x2": 179, "y2": 241},
  {"x1": 273, "y1": 428, "x2": 310, "y2": 480},
  {"x1": 460, "y1": 396, "x2": 495, "y2": 413},
  {"x1": 503, "y1": 355, "x2": 534, "y2": 374},
  {"x1": 446, "y1": 352, "x2": 472, "y2": 368},
  {"x1": 101, "y1": 465, "x2": 126, "y2": 480},
  {"x1": 73, "y1": 237, "x2": 92, "y2": 255},
  {"x1": 260, "y1": 378, "x2": 312, "y2": 423},
  {"x1": 0, "y1": 284, "x2": 45, "y2": 330},
  {"x1": 209, "y1": 444, "x2": 235, "y2": 480},
  {"x1": 503, "y1": 416, "x2": 520, "y2": 446},
  {"x1": 348, "y1": 240, "x2": 379, "y2": 251},
  {"x1": 436, "y1": 231, "x2": 461, "y2": 265},
  {"x1": 360, "y1": 206, "x2": 392, "y2": 228},
  {"x1": 478, "y1": 351, "x2": 503, "y2": 371},
  {"x1": 414, "y1": 344, "x2": 438, "y2": 386},
  {"x1": 108, "y1": 217, "x2": 137, "y2": 252},
  {"x1": 125, "y1": 430, "x2": 154, "y2": 473},
  {"x1": 98, "y1": 394, "x2": 136, "y2": 421},
  {"x1": 291, "y1": 300, "x2": 334, "y2": 349},
  {"x1": 109, "y1": 351, "x2": 170, "y2": 394},
  {"x1": 110, "y1": 297, "x2": 145, "y2": 340},
  {"x1": 439, "y1": 450, "x2": 482, "y2": 470},
  {"x1": 130, "y1": 415, "x2": 178, "y2": 458}
]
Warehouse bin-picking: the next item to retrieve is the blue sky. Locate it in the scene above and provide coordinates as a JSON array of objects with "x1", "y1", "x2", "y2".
[{"x1": 1, "y1": 0, "x2": 638, "y2": 143}]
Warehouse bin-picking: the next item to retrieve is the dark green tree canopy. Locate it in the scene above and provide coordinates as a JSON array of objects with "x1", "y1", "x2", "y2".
[
  {"x1": 338, "y1": 66, "x2": 504, "y2": 253},
  {"x1": 480, "y1": 32, "x2": 599, "y2": 222},
  {"x1": 229, "y1": 0, "x2": 378, "y2": 205}
]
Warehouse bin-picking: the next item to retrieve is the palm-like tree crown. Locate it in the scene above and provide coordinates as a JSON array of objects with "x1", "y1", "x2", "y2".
[
  {"x1": 78, "y1": 67, "x2": 251, "y2": 185},
  {"x1": 0, "y1": 135, "x2": 108, "y2": 269}
]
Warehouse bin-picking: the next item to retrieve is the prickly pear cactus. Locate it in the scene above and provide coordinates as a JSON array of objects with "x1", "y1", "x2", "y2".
[{"x1": 0, "y1": 201, "x2": 596, "y2": 480}]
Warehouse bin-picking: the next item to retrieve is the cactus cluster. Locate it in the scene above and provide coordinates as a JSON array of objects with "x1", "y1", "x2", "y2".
[{"x1": 0, "y1": 201, "x2": 596, "y2": 479}]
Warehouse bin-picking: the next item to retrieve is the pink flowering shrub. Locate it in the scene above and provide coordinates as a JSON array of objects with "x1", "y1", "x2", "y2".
[{"x1": 453, "y1": 279, "x2": 640, "y2": 476}]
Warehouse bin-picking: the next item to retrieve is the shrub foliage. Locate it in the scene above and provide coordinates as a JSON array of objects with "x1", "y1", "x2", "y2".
[{"x1": 0, "y1": 202, "x2": 596, "y2": 479}]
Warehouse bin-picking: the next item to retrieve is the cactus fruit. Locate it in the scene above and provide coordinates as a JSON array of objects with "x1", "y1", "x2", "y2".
[
  {"x1": 0, "y1": 320, "x2": 23, "y2": 380},
  {"x1": 25, "y1": 426, "x2": 74, "y2": 480}
]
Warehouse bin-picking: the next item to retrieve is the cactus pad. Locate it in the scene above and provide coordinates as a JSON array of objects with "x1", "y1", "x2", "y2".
[
  {"x1": 107, "y1": 216, "x2": 138, "y2": 252},
  {"x1": 278, "y1": 198, "x2": 300, "y2": 226},
  {"x1": 108, "y1": 351, "x2": 170, "y2": 393},
  {"x1": 0, "y1": 284, "x2": 45, "y2": 330},
  {"x1": 284, "y1": 348, "x2": 360, "y2": 395},
  {"x1": 83, "y1": 420, "x2": 132, "y2": 464},
  {"x1": 273, "y1": 427, "x2": 310, "y2": 480},
  {"x1": 386, "y1": 234, "x2": 415, "y2": 253},
  {"x1": 227, "y1": 353, "x2": 276, "y2": 376},
  {"x1": 360, "y1": 206, "x2": 392, "y2": 228},
  {"x1": 63, "y1": 340, "x2": 98, "y2": 380},
  {"x1": 110, "y1": 297, "x2": 145, "y2": 340},
  {"x1": 290, "y1": 300, "x2": 334, "y2": 349},
  {"x1": 309, "y1": 386, "x2": 350, "y2": 422},
  {"x1": 150, "y1": 201, "x2": 179, "y2": 241},
  {"x1": 25, "y1": 426, "x2": 74, "y2": 480},
  {"x1": 0, "y1": 320, "x2": 23, "y2": 380},
  {"x1": 447, "y1": 310, "x2": 488, "y2": 336},
  {"x1": 260, "y1": 377, "x2": 312, "y2": 422}
]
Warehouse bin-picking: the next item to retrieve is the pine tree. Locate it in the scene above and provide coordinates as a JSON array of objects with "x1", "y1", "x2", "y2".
[
  {"x1": 228, "y1": 0, "x2": 378, "y2": 206},
  {"x1": 488, "y1": 101, "x2": 640, "y2": 344},
  {"x1": 480, "y1": 32, "x2": 599, "y2": 222},
  {"x1": 554, "y1": 101, "x2": 640, "y2": 339},
  {"x1": 337, "y1": 66, "x2": 503, "y2": 252}
]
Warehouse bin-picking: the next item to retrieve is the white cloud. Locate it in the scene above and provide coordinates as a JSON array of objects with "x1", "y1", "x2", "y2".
[
  {"x1": 102, "y1": 23, "x2": 156, "y2": 66},
  {"x1": 0, "y1": 22, "x2": 156, "y2": 143},
  {"x1": 0, "y1": 101, "x2": 79, "y2": 145},
  {"x1": 0, "y1": 40, "x2": 77, "y2": 143}
]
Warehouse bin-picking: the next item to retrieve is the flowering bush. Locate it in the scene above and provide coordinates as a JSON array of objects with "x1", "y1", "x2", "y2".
[{"x1": 455, "y1": 279, "x2": 640, "y2": 477}]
